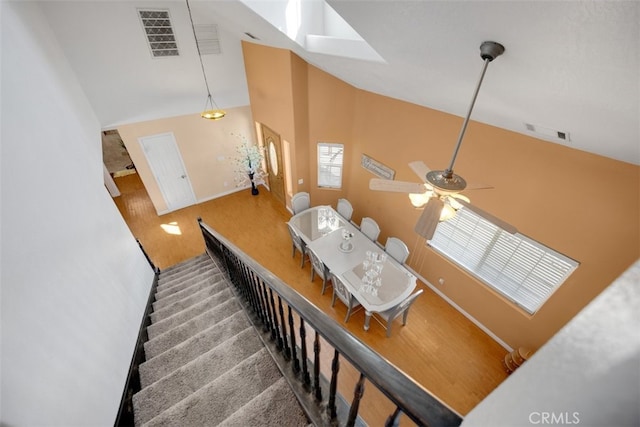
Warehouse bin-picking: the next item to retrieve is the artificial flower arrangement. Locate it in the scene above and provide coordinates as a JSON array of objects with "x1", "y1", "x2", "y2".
[{"x1": 231, "y1": 132, "x2": 266, "y2": 194}]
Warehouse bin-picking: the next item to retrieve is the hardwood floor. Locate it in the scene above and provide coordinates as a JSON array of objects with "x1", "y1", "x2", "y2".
[{"x1": 113, "y1": 173, "x2": 508, "y2": 425}]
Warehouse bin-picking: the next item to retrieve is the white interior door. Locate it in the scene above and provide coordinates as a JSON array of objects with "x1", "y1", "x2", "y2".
[{"x1": 139, "y1": 132, "x2": 196, "y2": 212}]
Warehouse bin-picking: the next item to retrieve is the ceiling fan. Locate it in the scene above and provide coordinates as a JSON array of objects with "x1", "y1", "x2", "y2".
[{"x1": 369, "y1": 41, "x2": 517, "y2": 240}]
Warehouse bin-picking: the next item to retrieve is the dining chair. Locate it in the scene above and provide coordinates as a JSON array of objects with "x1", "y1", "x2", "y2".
[
  {"x1": 385, "y1": 237, "x2": 410, "y2": 264},
  {"x1": 291, "y1": 192, "x2": 311, "y2": 214},
  {"x1": 336, "y1": 198, "x2": 354, "y2": 221},
  {"x1": 330, "y1": 273, "x2": 362, "y2": 323},
  {"x1": 307, "y1": 247, "x2": 331, "y2": 294},
  {"x1": 370, "y1": 289, "x2": 424, "y2": 337},
  {"x1": 286, "y1": 222, "x2": 307, "y2": 268},
  {"x1": 360, "y1": 217, "x2": 381, "y2": 242}
]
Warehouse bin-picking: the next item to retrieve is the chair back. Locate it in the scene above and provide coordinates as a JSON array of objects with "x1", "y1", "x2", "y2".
[
  {"x1": 307, "y1": 247, "x2": 327, "y2": 279},
  {"x1": 291, "y1": 192, "x2": 311, "y2": 214},
  {"x1": 336, "y1": 198, "x2": 354, "y2": 221},
  {"x1": 385, "y1": 237, "x2": 410, "y2": 264},
  {"x1": 330, "y1": 274, "x2": 350, "y2": 304},
  {"x1": 385, "y1": 289, "x2": 424, "y2": 321},
  {"x1": 360, "y1": 217, "x2": 381, "y2": 242},
  {"x1": 287, "y1": 222, "x2": 303, "y2": 250}
]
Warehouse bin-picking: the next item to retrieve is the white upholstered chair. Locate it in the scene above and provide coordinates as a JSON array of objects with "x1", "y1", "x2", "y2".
[
  {"x1": 360, "y1": 217, "x2": 381, "y2": 243},
  {"x1": 385, "y1": 237, "x2": 410, "y2": 264},
  {"x1": 307, "y1": 247, "x2": 332, "y2": 295},
  {"x1": 336, "y1": 198, "x2": 354, "y2": 221},
  {"x1": 370, "y1": 289, "x2": 423, "y2": 337},
  {"x1": 291, "y1": 192, "x2": 311, "y2": 214},
  {"x1": 286, "y1": 222, "x2": 307, "y2": 268},
  {"x1": 330, "y1": 273, "x2": 361, "y2": 323}
]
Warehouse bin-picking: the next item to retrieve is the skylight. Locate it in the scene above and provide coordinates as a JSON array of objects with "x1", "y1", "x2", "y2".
[{"x1": 239, "y1": 0, "x2": 385, "y2": 63}]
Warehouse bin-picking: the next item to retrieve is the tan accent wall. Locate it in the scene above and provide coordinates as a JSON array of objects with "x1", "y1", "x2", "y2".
[
  {"x1": 242, "y1": 42, "x2": 311, "y2": 203},
  {"x1": 242, "y1": 42, "x2": 640, "y2": 350},
  {"x1": 117, "y1": 106, "x2": 257, "y2": 214}
]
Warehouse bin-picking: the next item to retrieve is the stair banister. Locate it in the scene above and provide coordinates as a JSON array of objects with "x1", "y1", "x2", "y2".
[{"x1": 198, "y1": 218, "x2": 462, "y2": 427}]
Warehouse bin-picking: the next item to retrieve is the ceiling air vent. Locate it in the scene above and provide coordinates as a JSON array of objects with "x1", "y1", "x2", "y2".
[
  {"x1": 139, "y1": 9, "x2": 179, "y2": 57},
  {"x1": 525, "y1": 123, "x2": 570, "y2": 142},
  {"x1": 194, "y1": 24, "x2": 222, "y2": 55}
]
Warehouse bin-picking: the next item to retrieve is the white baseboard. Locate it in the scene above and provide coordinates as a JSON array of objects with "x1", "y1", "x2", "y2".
[{"x1": 405, "y1": 265, "x2": 513, "y2": 352}]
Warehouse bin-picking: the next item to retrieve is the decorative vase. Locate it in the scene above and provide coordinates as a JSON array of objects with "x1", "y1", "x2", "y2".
[{"x1": 249, "y1": 172, "x2": 259, "y2": 195}]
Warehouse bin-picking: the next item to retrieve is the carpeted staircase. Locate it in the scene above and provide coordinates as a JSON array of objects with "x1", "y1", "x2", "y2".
[{"x1": 132, "y1": 254, "x2": 310, "y2": 426}]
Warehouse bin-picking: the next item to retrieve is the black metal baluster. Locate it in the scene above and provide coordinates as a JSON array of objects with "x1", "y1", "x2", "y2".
[
  {"x1": 385, "y1": 407, "x2": 402, "y2": 427},
  {"x1": 250, "y1": 276, "x2": 266, "y2": 326},
  {"x1": 299, "y1": 318, "x2": 311, "y2": 390},
  {"x1": 313, "y1": 331, "x2": 322, "y2": 402},
  {"x1": 268, "y1": 288, "x2": 283, "y2": 350},
  {"x1": 288, "y1": 306, "x2": 300, "y2": 374},
  {"x1": 260, "y1": 281, "x2": 274, "y2": 335},
  {"x1": 277, "y1": 296, "x2": 291, "y2": 360},
  {"x1": 347, "y1": 373, "x2": 366, "y2": 427},
  {"x1": 327, "y1": 349, "x2": 340, "y2": 421}
]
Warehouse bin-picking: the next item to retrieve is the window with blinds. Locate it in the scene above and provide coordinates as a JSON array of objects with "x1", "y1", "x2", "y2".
[
  {"x1": 429, "y1": 207, "x2": 578, "y2": 314},
  {"x1": 317, "y1": 143, "x2": 344, "y2": 189}
]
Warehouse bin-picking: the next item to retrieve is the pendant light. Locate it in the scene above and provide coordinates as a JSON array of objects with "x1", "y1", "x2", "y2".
[{"x1": 186, "y1": 0, "x2": 225, "y2": 120}]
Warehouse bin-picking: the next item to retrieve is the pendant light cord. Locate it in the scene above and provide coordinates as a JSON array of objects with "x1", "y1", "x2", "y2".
[{"x1": 186, "y1": 0, "x2": 217, "y2": 108}]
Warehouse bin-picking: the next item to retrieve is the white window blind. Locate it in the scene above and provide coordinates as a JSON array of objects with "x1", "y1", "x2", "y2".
[
  {"x1": 429, "y1": 207, "x2": 578, "y2": 314},
  {"x1": 317, "y1": 143, "x2": 344, "y2": 189}
]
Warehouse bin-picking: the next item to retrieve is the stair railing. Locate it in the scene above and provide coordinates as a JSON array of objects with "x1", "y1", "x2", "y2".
[{"x1": 198, "y1": 218, "x2": 462, "y2": 427}]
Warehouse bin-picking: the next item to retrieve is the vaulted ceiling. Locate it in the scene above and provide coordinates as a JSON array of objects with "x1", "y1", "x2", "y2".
[{"x1": 39, "y1": 0, "x2": 639, "y2": 165}]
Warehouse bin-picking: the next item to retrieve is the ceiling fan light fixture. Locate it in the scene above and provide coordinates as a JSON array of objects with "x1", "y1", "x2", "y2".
[
  {"x1": 440, "y1": 203, "x2": 457, "y2": 221},
  {"x1": 409, "y1": 191, "x2": 432, "y2": 208}
]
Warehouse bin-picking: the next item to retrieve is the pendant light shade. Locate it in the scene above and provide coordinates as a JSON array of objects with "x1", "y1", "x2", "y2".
[
  {"x1": 201, "y1": 94, "x2": 226, "y2": 120},
  {"x1": 186, "y1": 0, "x2": 225, "y2": 120}
]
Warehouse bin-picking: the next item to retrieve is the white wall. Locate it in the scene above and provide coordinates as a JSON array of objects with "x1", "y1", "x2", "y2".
[
  {"x1": 462, "y1": 260, "x2": 640, "y2": 427},
  {"x1": 1, "y1": 2, "x2": 155, "y2": 425}
]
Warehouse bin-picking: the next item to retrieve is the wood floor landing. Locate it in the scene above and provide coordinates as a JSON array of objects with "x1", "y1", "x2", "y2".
[{"x1": 113, "y1": 173, "x2": 508, "y2": 425}]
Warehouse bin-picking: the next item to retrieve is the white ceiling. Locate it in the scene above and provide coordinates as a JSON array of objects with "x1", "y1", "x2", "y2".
[{"x1": 39, "y1": 0, "x2": 639, "y2": 165}]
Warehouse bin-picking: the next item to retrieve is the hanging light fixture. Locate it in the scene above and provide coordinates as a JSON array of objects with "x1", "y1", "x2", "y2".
[{"x1": 186, "y1": 0, "x2": 225, "y2": 120}]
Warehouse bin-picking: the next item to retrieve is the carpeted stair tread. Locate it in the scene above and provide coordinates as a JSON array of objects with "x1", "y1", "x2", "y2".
[
  {"x1": 157, "y1": 263, "x2": 219, "y2": 290},
  {"x1": 141, "y1": 348, "x2": 283, "y2": 427},
  {"x1": 159, "y1": 254, "x2": 210, "y2": 278},
  {"x1": 150, "y1": 281, "x2": 228, "y2": 323},
  {"x1": 140, "y1": 310, "x2": 251, "y2": 388},
  {"x1": 157, "y1": 260, "x2": 218, "y2": 287},
  {"x1": 218, "y1": 377, "x2": 309, "y2": 427},
  {"x1": 152, "y1": 273, "x2": 225, "y2": 310},
  {"x1": 133, "y1": 328, "x2": 265, "y2": 425},
  {"x1": 144, "y1": 299, "x2": 242, "y2": 360},
  {"x1": 147, "y1": 287, "x2": 234, "y2": 340},
  {"x1": 155, "y1": 268, "x2": 221, "y2": 299}
]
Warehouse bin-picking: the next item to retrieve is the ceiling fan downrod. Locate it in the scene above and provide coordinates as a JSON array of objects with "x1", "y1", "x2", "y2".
[{"x1": 438, "y1": 41, "x2": 505, "y2": 184}]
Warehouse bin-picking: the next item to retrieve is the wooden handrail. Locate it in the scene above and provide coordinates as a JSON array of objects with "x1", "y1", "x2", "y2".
[{"x1": 198, "y1": 218, "x2": 462, "y2": 427}]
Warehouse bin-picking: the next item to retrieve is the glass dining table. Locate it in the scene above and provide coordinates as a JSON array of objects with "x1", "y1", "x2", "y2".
[{"x1": 288, "y1": 205, "x2": 417, "y2": 331}]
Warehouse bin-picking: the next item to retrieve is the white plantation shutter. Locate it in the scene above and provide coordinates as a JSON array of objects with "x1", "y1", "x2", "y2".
[{"x1": 430, "y1": 208, "x2": 578, "y2": 314}]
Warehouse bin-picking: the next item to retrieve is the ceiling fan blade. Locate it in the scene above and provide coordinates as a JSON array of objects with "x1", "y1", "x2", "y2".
[
  {"x1": 456, "y1": 199, "x2": 518, "y2": 234},
  {"x1": 414, "y1": 197, "x2": 444, "y2": 240},
  {"x1": 369, "y1": 178, "x2": 426, "y2": 194},
  {"x1": 408, "y1": 161, "x2": 431, "y2": 183},
  {"x1": 464, "y1": 183, "x2": 494, "y2": 191}
]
